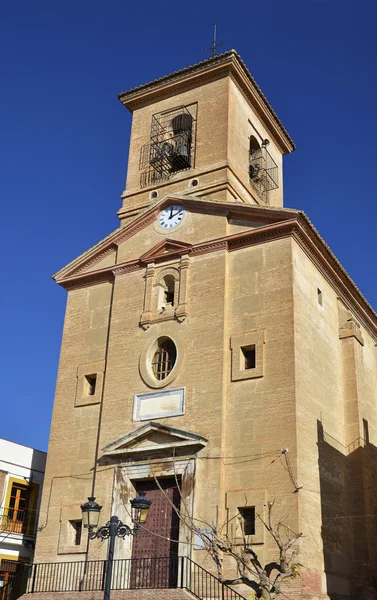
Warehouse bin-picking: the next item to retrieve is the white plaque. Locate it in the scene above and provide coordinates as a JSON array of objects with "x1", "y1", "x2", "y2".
[{"x1": 133, "y1": 387, "x2": 185, "y2": 421}]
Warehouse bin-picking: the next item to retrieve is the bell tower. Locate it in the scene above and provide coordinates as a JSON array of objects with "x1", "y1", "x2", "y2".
[{"x1": 117, "y1": 50, "x2": 295, "y2": 226}]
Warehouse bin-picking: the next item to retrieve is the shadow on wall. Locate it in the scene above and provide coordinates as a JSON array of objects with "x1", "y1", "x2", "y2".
[{"x1": 317, "y1": 420, "x2": 377, "y2": 600}]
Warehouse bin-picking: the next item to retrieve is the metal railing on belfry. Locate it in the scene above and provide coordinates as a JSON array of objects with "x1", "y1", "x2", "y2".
[{"x1": 1, "y1": 556, "x2": 247, "y2": 600}]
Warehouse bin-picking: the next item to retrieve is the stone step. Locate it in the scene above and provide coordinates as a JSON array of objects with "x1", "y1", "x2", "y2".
[{"x1": 18, "y1": 589, "x2": 198, "y2": 600}]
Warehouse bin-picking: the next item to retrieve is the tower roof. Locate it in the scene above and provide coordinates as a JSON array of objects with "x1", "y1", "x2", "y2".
[{"x1": 118, "y1": 50, "x2": 295, "y2": 155}]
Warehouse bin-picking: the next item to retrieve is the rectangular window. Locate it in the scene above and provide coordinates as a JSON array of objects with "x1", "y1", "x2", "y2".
[
  {"x1": 238, "y1": 507, "x2": 255, "y2": 535},
  {"x1": 70, "y1": 520, "x2": 82, "y2": 546},
  {"x1": 317, "y1": 288, "x2": 323, "y2": 306},
  {"x1": 6, "y1": 483, "x2": 30, "y2": 533},
  {"x1": 85, "y1": 375, "x2": 97, "y2": 396},
  {"x1": 241, "y1": 345, "x2": 256, "y2": 370}
]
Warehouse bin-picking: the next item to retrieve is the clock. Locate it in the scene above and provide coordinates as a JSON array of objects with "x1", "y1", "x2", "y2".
[{"x1": 158, "y1": 205, "x2": 185, "y2": 229}]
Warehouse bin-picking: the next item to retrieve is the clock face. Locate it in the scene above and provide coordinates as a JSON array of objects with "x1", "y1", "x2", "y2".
[{"x1": 158, "y1": 205, "x2": 185, "y2": 229}]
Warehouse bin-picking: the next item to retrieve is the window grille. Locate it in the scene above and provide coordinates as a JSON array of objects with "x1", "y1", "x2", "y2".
[
  {"x1": 249, "y1": 142, "x2": 278, "y2": 203},
  {"x1": 140, "y1": 106, "x2": 196, "y2": 188},
  {"x1": 152, "y1": 339, "x2": 177, "y2": 380}
]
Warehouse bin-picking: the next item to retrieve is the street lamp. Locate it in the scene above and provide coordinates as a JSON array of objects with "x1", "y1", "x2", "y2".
[{"x1": 81, "y1": 492, "x2": 152, "y2": 600}]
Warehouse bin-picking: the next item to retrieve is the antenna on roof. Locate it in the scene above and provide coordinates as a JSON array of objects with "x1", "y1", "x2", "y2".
[{"x1": 206, "y1": 23, "x2": 223, "y2": 58}]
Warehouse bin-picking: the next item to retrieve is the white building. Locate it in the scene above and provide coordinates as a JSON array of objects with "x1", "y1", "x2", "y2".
[{"x1": 0, "y1": 439, "x2": 46, "y2": 591}]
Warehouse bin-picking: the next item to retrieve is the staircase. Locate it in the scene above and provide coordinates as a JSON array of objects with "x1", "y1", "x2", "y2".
[
  {"x1": 2, "y1": 557, "x2": 245, "y2": 600},
  {"x1": 17, "y1": 590, "x2": 194, "y2": 600}
]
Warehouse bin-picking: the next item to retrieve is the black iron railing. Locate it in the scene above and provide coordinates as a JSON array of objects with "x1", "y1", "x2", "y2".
[
  {"x1": 1, "y1": 556, "x2": 247, "y2": 600},
  {"x1": 1, "y1": 565, "x2": 32, "y2": 600},
  {"x1": 0, "y1": 508, "x2": 39, "y2": 537}
]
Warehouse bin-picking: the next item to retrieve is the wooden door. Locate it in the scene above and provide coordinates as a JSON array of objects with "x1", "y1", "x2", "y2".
[
  {"x1": 130, "y1": 478, "x2": 181, "y2": 588},
  {"x1": 8, "y1": 483, "x2": 29, "y2": 533}
]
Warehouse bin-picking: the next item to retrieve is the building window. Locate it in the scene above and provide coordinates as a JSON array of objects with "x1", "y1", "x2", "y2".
[
  {"x1": 317, "y1": 288, "x2": 323, "y2": 306},
  {"x1": 152, "y1": 338, "x2": 177, "y2": 381},
  {"x1": 0, "y1": 560, "x2": 24, "y2": 592},
  {"x1": 241, "y1": 345, "x2": 256, "y2": 370},
  {"x1": 231, "y1": 330, "x2": 265, "y2": 381},
  {"x1": 163, "y1": 276, "x2": 175, "y2": 307},
  {"x1": 238, "y1": 507, "x2": 256, "y2": 535},
  {"x1": 70, "y1": 520, "x2": 82, "y2": 546},
  {"x1": 6, "y1": 482, "x2": 30, "y2": 533},
  {"x1": 248, "y1": 136, "x2": 278, "y2": 202},
  {"x1": 85, "y1": 374, "x2": 97, "y2": 396},
  {"x1": 140, "y1": 105, "x2": 197, "y2": 188},
  {"x1": 156, "y1": 272, "x2": 178, "y2": 312}
]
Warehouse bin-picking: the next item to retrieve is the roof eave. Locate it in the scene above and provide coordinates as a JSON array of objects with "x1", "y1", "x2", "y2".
[{"x1": 118, "y1": 50, "x2": 295, "y2": 155}]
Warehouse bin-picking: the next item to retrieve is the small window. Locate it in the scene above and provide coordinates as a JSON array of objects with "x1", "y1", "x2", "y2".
[
  {"x1": 70, "y1": 520, "x2": 82, "y2": 546},
  {"x1": 164, "y1": 276, "x2": 175, "y2": 306},
  {"x1": 317, "y1": 288, "x2": 323, "y2": 306},
  {"x1": 159, "y1": 275, "x2": 175, "y2": 308},
  {"x1": 249, "y1": 135, "x2": 260, "y2": 155},
  {"x1": 152, "y1": 338, "x2": 177, "y2": 381},
  {"x1": 238, "y1": 507, "x2": 255, "y2": 535},
  {"x1": 85, "y1": 375, "x2": 97, "y2": 396},
  {"x1": 241, "y1": 345, "x2": 256, "y2": 370}
]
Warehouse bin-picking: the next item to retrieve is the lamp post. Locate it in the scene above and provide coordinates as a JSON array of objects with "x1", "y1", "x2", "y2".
[{"x1": 81, "y1": 492, "x2": 152, "y2": 600}]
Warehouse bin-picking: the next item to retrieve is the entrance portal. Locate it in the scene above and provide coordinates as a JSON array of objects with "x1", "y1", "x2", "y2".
[{"x1": 130, "y1": 478, "x2": 181, "y2": 588}]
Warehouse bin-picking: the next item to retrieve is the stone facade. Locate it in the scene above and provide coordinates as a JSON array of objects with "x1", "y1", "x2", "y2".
[{"x1": 35, "y1": 51, "x2": 377, "y2": 600}]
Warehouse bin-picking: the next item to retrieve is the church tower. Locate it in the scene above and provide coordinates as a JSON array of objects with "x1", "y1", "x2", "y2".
[
  {"x1": 34, "y1": 51, "x2": 377, "y2": 600},
  {"x1": 117, "y1": 51, "x2": 294, "y2": 224}
]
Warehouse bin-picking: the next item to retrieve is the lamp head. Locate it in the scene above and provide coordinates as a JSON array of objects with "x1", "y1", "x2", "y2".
[
  {"x1": 130, "y1": 491, "x2": 152, "y2": 525},
  {"x1": 81, "y1": 496, "x2": 102, "y2": 529}
]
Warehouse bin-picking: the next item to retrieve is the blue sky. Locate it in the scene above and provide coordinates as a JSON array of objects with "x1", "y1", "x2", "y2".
[{"x1": 1, "y1": 0, "x2": 376, "y2": 451}]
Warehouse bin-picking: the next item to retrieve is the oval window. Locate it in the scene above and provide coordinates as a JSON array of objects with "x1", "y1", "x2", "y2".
[{"x1": 151, "y1": 337, "x2": 177, "y2": 381}]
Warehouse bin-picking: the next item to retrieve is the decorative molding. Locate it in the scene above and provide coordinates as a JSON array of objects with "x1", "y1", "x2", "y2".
[
  {"x1": 54, "y1": 195, "x2": 299, "y2": 281},
  {"x1": 140, "y1": 262, "x2": 155, "y2": 330},
  {"x1": 102, "y1": 421, "x2": 207, "y2": 457},
  {"x1": 139, "y1": 329, "x2": 184, "y2": 389},
  {"x1": 118, "y1": 51, "x2": 294, "y2": 154},
  {"x1": 231, "y1": 329, "x2": 266, "y2": 381},
  {"x1": 140, "y1": 239, "x2": 193, "y2": 263},
  {"x1": 54, "y1": 199, "x2": 377, "y2": 341},
  {"x1": 58, "y1": 268, "x2": 114, "y2": 290},
  {"x1": 74, "y1": 244, "x2": 117, "y2": 275},
  {"x1": 133, "y1": 387, "x2": 185, "y2": 421},
  {"x1": 339, "y1": 318, "x2": 364, "y2": 346}
]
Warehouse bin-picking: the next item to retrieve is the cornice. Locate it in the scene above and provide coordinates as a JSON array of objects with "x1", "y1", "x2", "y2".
[
  {"x1": 57, "y1": 267, "x2": 114, "y2": 290},
  {"x1": 55, "y1": 215, "x2": 377, "y2": 340},
  {"x1": 54, "y1": 196, "x2": 299, "y2": 282},
  {"x1": 118, "y1": 51, "x2": 294, "y2": 155},
  {"x1": 75, "y1": 244, "x2": 117, "y2": 275},
  {"x1": 288, "y1": 219, "x2": 377, "y2": 340}
]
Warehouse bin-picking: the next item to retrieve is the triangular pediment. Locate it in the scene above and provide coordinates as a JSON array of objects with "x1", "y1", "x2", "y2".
[
  {"x1": 140, "y1": 239, "x2": 192, "y2": 263},
  {"x1": 102, "y1": 422, "x2": 207, "y2": 457},
  {"x1": 53, "y1": 194, "x2": 300, "y2": 287}
]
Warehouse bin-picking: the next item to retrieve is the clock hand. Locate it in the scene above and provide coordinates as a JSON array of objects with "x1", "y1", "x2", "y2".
[{"x1": 169, "y1": 207, "x2": 173, "y2": 219}]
